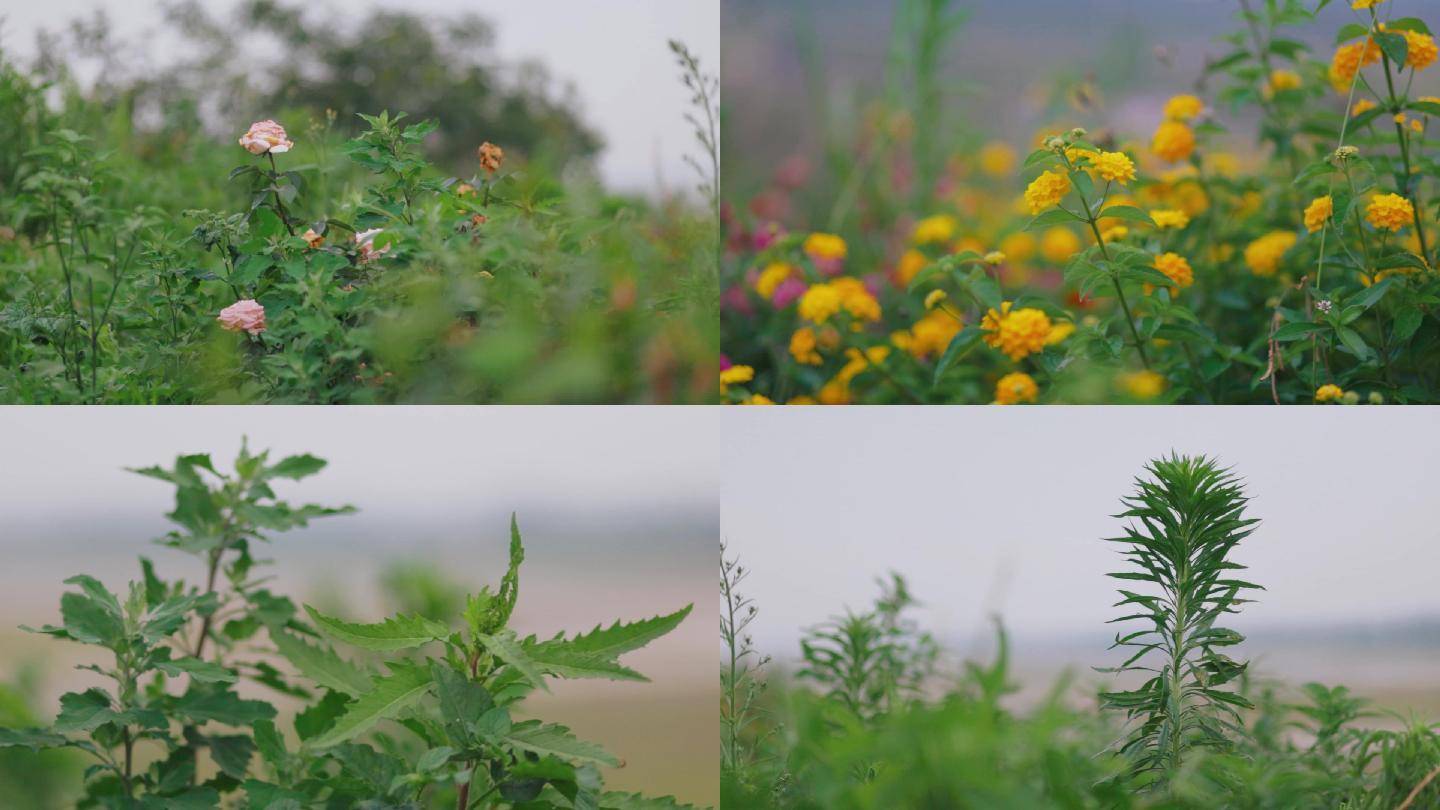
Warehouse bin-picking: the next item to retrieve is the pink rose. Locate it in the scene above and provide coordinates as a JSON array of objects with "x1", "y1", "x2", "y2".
[
  {"x1": 239, "y1": 120, "x2": 293, "y2": 155},
  {"x1": 355, "y1": 228, "x2": 391, "y2": 265},
  {"x1": 217, "y1": 299, "x2": 266, "y2": 335}
]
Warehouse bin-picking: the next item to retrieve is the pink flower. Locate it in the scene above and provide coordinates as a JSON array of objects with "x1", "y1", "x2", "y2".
[
  {"x1": 239, "y1": 120, "x2": 293, "y2": 155},
  {"x1": 355, "y1": 228, "x2": 391, "y2": 265},
  {"x1": 217, "y1": 299, "x2": 266, "y2": 335},
  {"x1": 770, "y1": 277, "x2": 806, "y2": 308}
]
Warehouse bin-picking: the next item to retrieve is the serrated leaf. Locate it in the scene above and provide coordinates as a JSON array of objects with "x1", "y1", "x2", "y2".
[
  {"x1": 478, "y1": 631, "x2": 549, "y2": 691},
  {"x1": 264, "y1": 454, "x2": 328, "y2": 481},
  {"x1": 155, "y1": 657, "x2": 236, "y2": 684},
  {"x1": 307, "y1": 664, "x2": 434, "y2": 749},
  {"x1": 504, "y1": 721, "x2": 617, "y2": 768},
  {"x1": 54, "y1": 689, "x2": 115, "y2": 733},
  {"x1": 270, "y1": 627, "x2": 372, "y2": 694},
  {"x1": 305, "y1": 605, "x2": 449, "y2": 651},
  {"x1": 530, "y1": 605, "x2": 691, "y2": 661}
]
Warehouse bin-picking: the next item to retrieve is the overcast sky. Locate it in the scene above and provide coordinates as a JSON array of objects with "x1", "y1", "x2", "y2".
[
  {"x1": 723, "y1": 407, "x2": 1440, "y2": 656},
  {"x1": 0, "y1": 0, "x2": 719, "y2": 195},
  {"x1": 1, "y1": 406, "x2": 716, "y2": 522}
]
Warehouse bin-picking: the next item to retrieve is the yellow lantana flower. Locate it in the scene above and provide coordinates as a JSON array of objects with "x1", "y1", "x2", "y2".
[
  {"x1": 798, "y1": 283, "x2": 843, "y2": 324},
  {"x1": 1163, "y1": 95, "x2": 1205, "y2": 122},
  {"x1": 1151, "y1": 209, "x2": 1190, "y2": 229},
  {"x1": 1152, "y1": 122, "x2": 1196, "y2": 163},
  {"x1": 719, "y1": 365, "x2": 754, "y2": 394},
  {"x1": 803, "y1": 232, "x2": 847, "y2": 261},
  {"x1": 1304, "y1": 196, "x2": 1334, "y2": 233},
  {"x1": 912, "y1": 214, "x2": 957, "y2": 246},
  {"x1": 978, "y1": 141, "x2": 1017, "y2": 177},
  {"x1": 981, "y1": 301, "x2": 1053, "y2": 361},
  {"x1": 755, "y1": 262, "x2": 795, "y2": 299},
  {"x1": 789, "y1": 327, "x2": 823, "y2": 365},
  {"x1": 1025, "y1": 170, "x2": 1072, "y2": 214},
  {"x1": 993, "y1": 372, "x2": 1038, "y2": 405},
  {"x1": 1330, "y1": 39, "x2": 1380, "y2": 91},
  {"x1": 1041, "y1": 226, "x2": 1081, "y2": 264},
  {"x1": 1315, "y1": 383, "x2": 1345, "y2": 402},
  {"x1": 1366, "y1": 193, "x2": 1414, "y2": 231},
  {"x1": 1244, "y1": 231, "x2": 1298, "y2": 276},
  {"x1": 1090, "y1": 151, "x2": 1137, "y2": 185},
  {"x1": 1150, "y1": 252, "x2": 1194, "y2": 295},
  {"x1": 1123, "y1": 370, "x2": 1167, "y2": 399}
]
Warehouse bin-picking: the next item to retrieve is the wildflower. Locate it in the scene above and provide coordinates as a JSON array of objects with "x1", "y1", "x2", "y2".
[
  {"x1": 978, "y1": 141, "x2": 1017, "y2": 176},
  {"x1": 719, "y1": 365, "x2": 754, "y2": 394},
  {"x1": 984, "y1": 250, "x2": 1008, "y2": 266},
  {"x1": 455, "y1": 182, "x2": 476, "y2": 197},
  {"x1": 302, "y1": 228, "x2": 324, "y2": 249},
  {"x1": 1041, "y1": 226, "x2": 1081, "y2": 263},
  {"x1": 913, "y1": 214, "x2": 957, "y2": 246},
  {"x1": 1101, "y1": 225, "x2": 1129, "y2": 243},
  {"x1": 1366, "y1": 193, "x2": 1414, "y2": 231},
  {"x1": 1351, "y1": 98, "x2": 1377, "y2": 117},
  {"x1": 1025, "y1": 170, "x2": 1071, "y2": 214},
  {"x1": 1316, "y1": 299, "x2": 1333, "y2": 314},
  {"x1": 238, "y1": 120, "x2": 293, "y2": 155},
  {"x1": 798, "y1": 283, "x2": 843, "y2": 324},
  {"x1": 755, "y1": 262, "x2": 795, "y2": 300},
  {"x1": 478, "y1": 142, "x2": 504, "y2": 173},
  {"x1": 1123, "y1": 370, "x2": 1166, "y2": 399},
  {"x1": 1401, "y1": 30, "x2": 1438, "y2": 71},
  {"x1": 1304, "y1": 195, "x2": 1334, "y2": 233},
  {"x1": 982, "y1": 301, "x2": 1053, "y2": 361},
  {"x1": 1163, "y1": 94, "x2": 1204, "y2": 122},
  {"x1": 804, "y1": 232, "x2": 848, "y2": 275},
  {"x1": 924, "y1": 289, "x2": 948, "y2": 310},
  {"x1": 741, "y1": 393, "x2": 775, "y2": 405},
  {"x1": 831, "y1": 277, "x2": 882, "y2": 322},
  {"x1": 895, "y1": 249, "x2": 928, "y2": 287},
  {"x1": 1244, "y1": 231, "x2": 1298, "y2": 276},
  {"x1": 1151, "y1": 209, "x2": 1190, "y2": 230},
  {"x1": 1351, "y1": 0, "x2": 1387, "y2": 8},
  {"x1": 1150, "y1": 252, "x2": 1194, "y2": 294},
  {"x1": 1315, "y1": 383, "x2": 1344, "y2": 402},
  {"x1": 1046, "y1": 321, "x2": 1075, "y2": 345},
  {"x1": 1090, "y1": 151, "x2": 1137, "y2": 185},
  {"x1": 905, "y1": 310, "x2": 962, "y2": 360},
  {"x1": 217, "y1": 299, "x2": 266, "y2": 335},
  {"x1": 1266, "y1": 69, "x2": 1302, "y2": 95},
  {"x1": 789, "y1": 327, "x2": 823, "y2": 365},
  {"x1": 993, "y1": 372, "x2": 1038, "y2": 405},
  {"x1": 355, "y1": 228, "x2": 392, "y2": 264},
  {"x1": 1330, "y1": 40, "x2": 1380, "y2": 91},
  {"x1": 1152, "y1": 122, "x2": 1195, "y2": 163}
]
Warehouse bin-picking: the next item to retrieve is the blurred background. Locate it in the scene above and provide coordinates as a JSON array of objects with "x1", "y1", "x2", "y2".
[
  {"x1": 0, "y1": 407, "x2": 717, "y2": 806},
  {"x1": 723, "y1": 0, "x2": 1440, "y2": 208},
  {"x1": 723, "y1": 407, "x2": 1440, "y2": 720},
  {"x1": 0, "y1": 0, "x2": 718, "y2": 196}
]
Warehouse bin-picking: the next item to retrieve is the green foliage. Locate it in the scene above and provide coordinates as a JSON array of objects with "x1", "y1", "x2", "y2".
[
  {"x1": 723, "y1": 454, "x2": 1440, "y2": 808},
  {"x1": 0, "y1": 14, "x2": 718, "y2": 404},
  {"x1": 0, "y1": 446, "x2": 698, "y2": 809},
  {"x1": 1100, "y1": 454, "x2": 1261, "y2": 785}
]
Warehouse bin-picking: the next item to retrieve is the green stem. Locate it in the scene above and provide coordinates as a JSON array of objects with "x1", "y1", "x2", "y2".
[
  {"x1": 1071, "y1": 178, "x2": 1151, "y2": 369},
  {"x1": 1379, "y1": 49, "x2": 1431, "y2": 265},
  {"x1": 266, "y1": 152, "x2": 297, "y2": 237}
]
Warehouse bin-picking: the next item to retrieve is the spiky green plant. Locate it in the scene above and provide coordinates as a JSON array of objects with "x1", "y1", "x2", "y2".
[{"x1": 1100, "y1": 453, "x2": 1262, "y2": 785}]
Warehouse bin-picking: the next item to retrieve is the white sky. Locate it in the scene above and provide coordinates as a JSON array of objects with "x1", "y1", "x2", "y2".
[
  {"x1": 0, "y1": 406, "x2": 717, "y2": 521},
  {"x1": 0, "y1": 0, "x2": 719, "y2": 195},
  {"x1": 723, "y1": 407, "x2": 1440, "y2": 655}
]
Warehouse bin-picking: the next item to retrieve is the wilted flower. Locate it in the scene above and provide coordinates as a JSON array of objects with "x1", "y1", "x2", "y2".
[
  {"x1": 478, "y1": 142, "x2": 504, "y2": 173},
  {"x1": 239, "y1": 120, "x2": 293, "y2": 155},
  {"x1": 302, "y1": 228, "x2": 324, "y2": 249},
  {"x1": 355, "y1": 228, "x2": 392, "y2": 265},
  {"x1": 217, "y1": 299, "x2": 266, "y2": 335}
]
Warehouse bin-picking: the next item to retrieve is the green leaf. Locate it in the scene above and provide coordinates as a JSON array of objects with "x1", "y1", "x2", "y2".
[
  {"x1": 1374, "y1": 31, "x2": 1408, "y2": 67},
  {"x1": 932, "y1": 326, "x2": 984, "y2": 387},
  {"x1": 270, "y1": 627, "x2": 372, "y2": 695},
  {"x1": 0, "y1": 727, "x2": 69, "y2": 751},
  {"x1": 59, "y1": 591, "x2": 124, "y2": 646},
  {"x1": 431, "y1": 663, "x2": 494, "y2": 746},
  {"x1": 529, "y1": 605, "x2": 691, "y2": 661},
  {"x1": 599, "y1": 793, "x2": 700, "y2": 810},
  {"x1": 1272, "y1": 321, "x2": 1329, "y2": 342},
  {"x1": 1335, "y1": 326, "x2": 1372, "y2": 360},
  {"x1": 1025, "y1": 208, "x2": 1080, "y2": 230},
  {"x1": 252, "y1": 719, "x2": 288, "y2": 771},
  {"x1": 1097, "y1": 205, "x2": 1156, "y2": 226},
  {"x1": 504, "y1": 721, "x2": 618, "y2": 768},
  {"x1": 478, "y1": 631, "x2": 549, "y2": 691},
  {"x1": 173, "y1": 686, "x2": 277, "y2": 726},
  {"x1": 307, "y1": 663, "x2": 434, "y2": 749},
  {"x1": 53, "y1": 689, "x2": 115, "y2": 733},
  {"x1": 1393, "y1": 306, "x2": 1424, "y2": 342},
  {"x1": 208, "y1": 734, "x2": 255, "y2": 780},
  {"x1": 264, "y1": 454, "x2": 328, "y2": 481},
  {"x1": 305, "y1": 605, "x2": 449, "y2": 652},
  {"x1": 155, "y1": 657, "x2": 236, "y2": 684}
]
